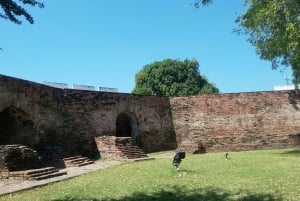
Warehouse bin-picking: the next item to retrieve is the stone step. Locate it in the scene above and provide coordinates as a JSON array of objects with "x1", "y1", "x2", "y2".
[
  {"x1": 29, "y1": 171, "x2": 67, "y2": 180},
  {"x1": 123, "y1": 154, "x2": 146, "y2": 158},
  {"x1": 117, "y1": 144, "x2": 144, "y2": 149},
  {"x1": 24, "y1": 167, "x2": 56, "y2": 175},
  {"x1": 120, "y1": 148, "x2": 145, "y2": 153},
  {"x1": 116, "y1": 143, "x2": 148, "y2": 160},
  {"x1": 25, "y1": 168, "x2": 59, "y2": 178},
  {"x1": 123, "y1": 154, "x2": 148, "y2": 158},
  {"x1": 64, "y1": 157, "x2": 88, "y2": 163},
  {"x1": 119, "y1": 147, "x2": 145, "y2": 151},
  {"x1": 118, "y1": 146, "x2": 146, "y2": 151},
  {"x1": 68, "y1": 159, "x2": 92, "y2": 165},
  {"x1": 126, "y1": 155, "x2": 147, "y2": 159},
  {"x1": 5, "y1": 167, "x2": 67, "y2": 180},
  {"x1": 118, "y1": 147, "x2": 146, "y2": 152},
  {"x1": 76, "y1": 161, "x2": 94, "y2": 167},
  {"x1": 6, "y1": 167, "x2": 55, "y2": 178},
  {"x1": 62, "y1": 156, "x2": 82, "y2": 161},
  {"x1": 62, "y1": 155, "x2": 94, "y2": 167}
]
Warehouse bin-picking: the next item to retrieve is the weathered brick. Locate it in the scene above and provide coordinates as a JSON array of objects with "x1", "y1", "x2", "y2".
[{"x1": 0, "y1": 74, "x2": 300, "y2": 159}]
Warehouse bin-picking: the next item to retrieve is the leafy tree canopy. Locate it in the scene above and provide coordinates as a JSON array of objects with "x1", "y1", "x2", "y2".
[
  {"x1": 132, "y1": 59, "x2": 219, "y2": 96},
  {"x1": 0, "y1": 0, "x2": 44, "y2": 24},
  {"x1": 235, "y1": 0, "x2": 300, "y2": 84},
  {"x1": 188, "y1": 0, "x2": 212, "y2": 8},
  {"x1": 195, "y1": 0, "x2": 300, "y2": 84}
]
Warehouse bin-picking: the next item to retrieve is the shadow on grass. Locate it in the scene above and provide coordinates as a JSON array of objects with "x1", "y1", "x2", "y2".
[
  {"x1": 51, "y1": 186, "x2": 283, "y2": 201},
  {"x1": 278, "y1": 149, "x2": 300, "y2": 156}
]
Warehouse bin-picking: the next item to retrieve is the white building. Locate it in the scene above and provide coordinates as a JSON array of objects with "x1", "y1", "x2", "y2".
[
  {"x1": 43, "y1": 81, "x2": 68, "y2": 89},
  {"x1": 273, "y1": 85, "x2": 299, "y2": 91},
  {"x1": 99, "y1": 87, "x2": 118, "y2": 92},
  {"x1": 73, "y1": 84, "x2": 96, "y2": 91}
]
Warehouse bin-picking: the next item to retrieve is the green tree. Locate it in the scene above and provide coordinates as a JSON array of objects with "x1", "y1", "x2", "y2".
[
  {"x1": 132, "y1": 59, "x2": 219, "y2": 96},
  {"x1": 188, "y1": 0, "x2": 212, "y2": 8},
  {"x1": 0, "y1": 0, "x2": 44, "y2": 24},
  {"x1": 195, "y1": 0, "x2": 300, "y2": 85},
  {"x1": 235, "y1": 0, "x2": 300, "y2": 84}
]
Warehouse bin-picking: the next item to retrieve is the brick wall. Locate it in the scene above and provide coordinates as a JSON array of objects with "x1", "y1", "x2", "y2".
[
  {"x1": 0, "y1": 144, "x2": 41, "y2": 172},
  {"x1": 1, "y1": 74, "x2": 299, "y2": 157},
  {"x1": 170, "y1": 91, "x2": 300, "y2": 153},
  {"x1": 0, "y1": 75, "x2": 176, "y2": 156}
]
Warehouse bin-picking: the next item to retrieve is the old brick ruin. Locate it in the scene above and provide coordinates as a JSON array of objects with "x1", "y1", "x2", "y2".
[
  {"x1": 0, "y1": 74, "x2": 300, "y2": 175},
  {"x1": 171, "y1": 92, "x2": 300, "y2": 153},
  {"x1": 0, "y1": 144, "x2": 41, "y2": 172}
]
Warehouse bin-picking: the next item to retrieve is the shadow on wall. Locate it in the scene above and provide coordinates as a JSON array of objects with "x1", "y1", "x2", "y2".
[
  {"x1": 116, "y1": 112, "x2": 138, "y2": 139},
  {"x1": 50, "y1": 186, "x2": 283, "y2": 201},
  {"x1": 288, "y1": 90, "x2": 300, "y2": 111},
  {"x1": 115, "y1": 97, "x2": 178, "y2": 153},
  {"x1": 0, "y1": 106, "x2": 36, "y2": 146}
]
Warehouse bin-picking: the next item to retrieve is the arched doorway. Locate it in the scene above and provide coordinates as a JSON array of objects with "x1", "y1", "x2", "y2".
[
  {"x1": 116, "y1": 112, "x2": 139, "y2": 144},
  {"x1": 0, "y1": 106, "x2": 36, "y2": 146}
]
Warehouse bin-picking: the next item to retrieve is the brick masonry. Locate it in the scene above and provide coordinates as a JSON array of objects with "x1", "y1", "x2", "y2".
[
  {"x1": 0, "y1": 74, "x2": 299, "y2": 157},
  {"x1": 170, "y1": 92, "x2": 300, "y2": 153},
  {"x1": 0, "y1": 75, "x2": 176, "y2": 157},
  {"x1": 94, "y1": 136, "x2": 148, "y2": 159},
  {"x1": 0, "y1": 144, "x2": 41, "y2": 172}
]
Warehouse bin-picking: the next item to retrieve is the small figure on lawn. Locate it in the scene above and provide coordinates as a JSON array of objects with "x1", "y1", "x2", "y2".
[
  {"x1": 173, "y1": 151, "x2": 186, "y2": 171},
  {"x1": 225, "y1": 152, "x2": 229, "y2": 160}
]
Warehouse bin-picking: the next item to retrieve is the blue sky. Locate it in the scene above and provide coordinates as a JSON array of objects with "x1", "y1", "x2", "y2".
[{"x1": 0, "y1": 0, "x2": 293, "y2": 93}]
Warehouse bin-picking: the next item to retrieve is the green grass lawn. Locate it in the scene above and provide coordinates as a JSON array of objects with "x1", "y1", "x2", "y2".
[{"x1": 1, "y1": 149, "x2": 299, "y2": 201}]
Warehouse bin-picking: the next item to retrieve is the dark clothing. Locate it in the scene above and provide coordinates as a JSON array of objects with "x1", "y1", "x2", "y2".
[{"x1": 173, "y1": 152, "x2": 185, "y2": 168}]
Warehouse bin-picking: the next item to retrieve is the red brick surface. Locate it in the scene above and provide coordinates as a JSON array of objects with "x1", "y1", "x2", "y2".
[
  {"x1": 170, "y1": 92, "x2": 300, "y2": 152},
  {"x1": 1, "y1": 74, "x2": 299, "y2": 157}
]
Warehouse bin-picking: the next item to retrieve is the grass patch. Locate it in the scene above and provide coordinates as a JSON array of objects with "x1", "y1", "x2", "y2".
[{"x1": 1, "y1": 149, "x2": 299, "y2": 201}]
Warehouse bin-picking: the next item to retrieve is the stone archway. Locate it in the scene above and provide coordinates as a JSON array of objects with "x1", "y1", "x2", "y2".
[
  {"x1": 116, "y1": 112, "x2": 139, "y2": 144},
  {"x1": 0, "y1": 106, "x2": 37, "y2": 147}
]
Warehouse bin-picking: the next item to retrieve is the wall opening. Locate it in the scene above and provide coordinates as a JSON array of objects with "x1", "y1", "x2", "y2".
[
  {"x1": 116, "y1": 112, "x2": 139, "y2": 144},
  {"x1": 0, "y1": 106, "x2": 37, "y2": 147}
]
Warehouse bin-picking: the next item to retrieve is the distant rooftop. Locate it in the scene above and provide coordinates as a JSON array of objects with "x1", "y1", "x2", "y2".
[
  {"x1": 43, "y1": 82, "x2": 68, "y2": 89},
  {"x1": 273, "y1": 84, "x2": 298, "y2": 91},
  {"x1": 43, "y1": 81, "x2": 118, "y2": 92}
]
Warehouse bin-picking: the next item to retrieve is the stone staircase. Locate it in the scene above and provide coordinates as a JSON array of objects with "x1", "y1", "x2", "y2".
[
  {"x1": 95, "y1": 136, "x2": 149, "y2": 160},
  {"x1": 36, "y1": 145, "x2": 94, "y2": 168},
  {"x1": 115, "y1": 139, "x2": 148, "y2": 160},
  {"x1": 62, "y1": 156, "x2": 94, "y2": 167},
  {"x1": 2, "y1": 167, "x2": 67, "y2": 180}
]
